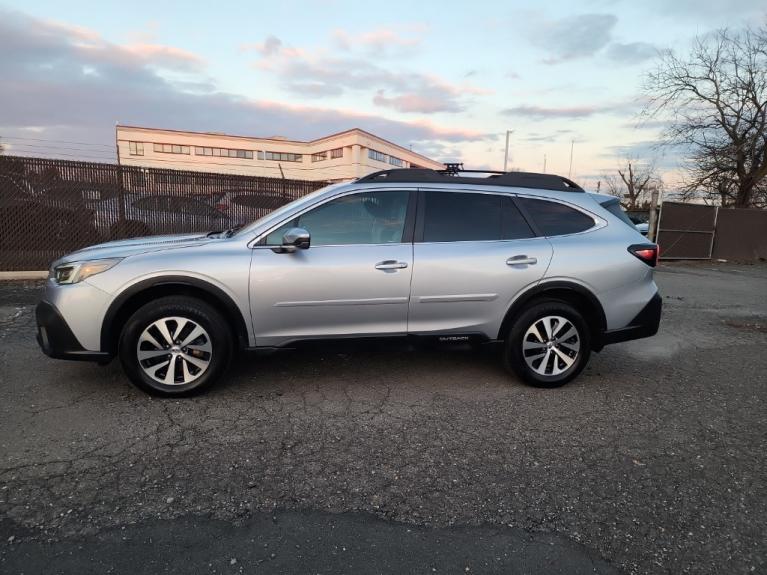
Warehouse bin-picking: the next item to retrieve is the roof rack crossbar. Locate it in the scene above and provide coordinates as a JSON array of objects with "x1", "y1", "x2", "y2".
[{"x1": 356, "y1": 168, "x2": 584, "y2": 193}]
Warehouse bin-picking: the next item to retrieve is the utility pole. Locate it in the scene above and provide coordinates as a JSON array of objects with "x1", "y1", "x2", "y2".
[
  {"x1": 114, "y1": 122, "x2": 126, "y2": 227},
  {"x1": 542, "y1": 154, "x2": 547, "y2": 173},
  {"x1": 568, "y1": 140, "x2": 574, "y2": 179},
  {"x1": 503, "y1": 130, "x2": 513, "y2": 172},
  {"x1": 648, "y1": 184, "x2": 661, "y2": 242}
]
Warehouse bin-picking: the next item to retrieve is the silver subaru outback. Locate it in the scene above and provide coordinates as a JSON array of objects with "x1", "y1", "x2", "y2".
[{"x1": 36, "y1": 169, "x2": 661, "y2": 396}]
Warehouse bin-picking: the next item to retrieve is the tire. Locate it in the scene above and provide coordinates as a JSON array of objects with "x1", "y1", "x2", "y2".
[
  {"x1": 503, "y1": 299, "x2": 591, "y2": 388},
  {"x1": 119, "y1": 296, "x2": 233, "y2": 396}
]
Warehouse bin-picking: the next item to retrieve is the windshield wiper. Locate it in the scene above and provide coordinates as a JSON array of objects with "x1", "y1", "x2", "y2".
[{"x1": 224, "y1": 223, "x2": 245, "y2": 238}]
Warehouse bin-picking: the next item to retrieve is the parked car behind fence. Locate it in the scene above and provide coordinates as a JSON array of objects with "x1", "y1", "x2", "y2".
[{"x1": 0, "y1": 155, "x2": 326, "y2": 270}]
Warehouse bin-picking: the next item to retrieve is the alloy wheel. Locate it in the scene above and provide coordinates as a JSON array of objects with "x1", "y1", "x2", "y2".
[
  {"x1": 136, "y1": 316, "x2": 212, "y2": 385},
  {"x1": 522, "y1": 315, "x2": 580, "y2": 376}
]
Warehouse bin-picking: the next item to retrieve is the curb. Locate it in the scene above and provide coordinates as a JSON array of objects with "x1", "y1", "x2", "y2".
[{"x1": 0, "y1": 271, "x2": 48, "y2": 281}]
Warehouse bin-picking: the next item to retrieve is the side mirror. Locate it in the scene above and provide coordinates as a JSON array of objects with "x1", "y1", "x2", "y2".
[{"x1": 274, "y1": 227, "x2": 310, "y2": 253}]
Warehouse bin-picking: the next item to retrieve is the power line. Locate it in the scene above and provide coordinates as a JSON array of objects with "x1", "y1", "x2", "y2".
[
  {"x1": 0, "y1": 135, "x2": 115, "y2": 148},
  {"x1": 4, "y1": 150, "x2": 118, "y2": 161},
  {"x1": 4, "y1": 143, "x2": 116, "y2": 158}
]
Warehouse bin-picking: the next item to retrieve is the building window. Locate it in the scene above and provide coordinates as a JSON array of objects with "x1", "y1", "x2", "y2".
[
  {"x1": 388, "y1": 156, "x2": 403, "y2": 167},
  {"x1": 128, "y1": 141, "x2": 144, "y2": 156},
  {"x1": 368, "y1": 149, "x2": 387, "y2": 162},
  {"x1": 330, "y1": 148, "x2": 343, "y2": 159},
  {"x1": 312, "y1": 152, "x2": 328, "y2": 162},
  {"x1": 153, "y1": 143, "x2": 190, "y2": 155},
  {"x1": 264, "y1": 151, "x2": 302, "y2": 162},
  {"x1": 194, "y1": 146, "x2": 253, "y2": 159}
]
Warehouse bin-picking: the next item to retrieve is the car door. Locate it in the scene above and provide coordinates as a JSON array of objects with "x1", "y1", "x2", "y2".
[
  {"x1": 408, "y1": 189, "x2": 553, "y2": 337},
  {"x1": 249, "y1": 189, "x2": 415, "y2": 346}
]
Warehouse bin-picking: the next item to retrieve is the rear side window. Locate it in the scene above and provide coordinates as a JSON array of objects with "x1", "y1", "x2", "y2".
[
  {"x1": 422, "y1": 192, "x2": 535, "y2": 242},
  {"x1": 600, "y1": 198, "x2": 637, "y2": 229},
  {"x1": 517, "y1": 197, "x2": 595, "y2": 236},
  {"x1": 502, "y1": 198, "x2": 536, "y2": 240}
]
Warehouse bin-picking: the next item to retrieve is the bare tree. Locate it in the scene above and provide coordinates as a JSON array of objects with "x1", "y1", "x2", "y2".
[
  {"x1": 603, "y1": 160, "x2": 660, "y2": 210},
  {"x1": 643, "y1": 26, "x2": 767, "y2": 208}
]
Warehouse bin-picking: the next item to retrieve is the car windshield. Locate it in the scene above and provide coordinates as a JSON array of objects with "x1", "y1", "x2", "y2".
[{"x1": 232, "y1": 183, "x2": 344, "y2": 237}]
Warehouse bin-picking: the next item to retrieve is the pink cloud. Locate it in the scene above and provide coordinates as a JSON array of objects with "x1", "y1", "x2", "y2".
[
  {"x1": 333, "y1": 25, "x2": 426, "y2": 54},
  {"x1": 249, "y1": 33, "x2": 489, "y2": 114},
  {"x1": 123, "y1": 43, "x2": 205, "y2": 70}
]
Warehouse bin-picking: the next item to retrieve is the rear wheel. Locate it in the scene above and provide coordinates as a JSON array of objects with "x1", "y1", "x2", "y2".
[
  {"x1": 119, "y1": 296, "x2": 232, "y2": 396},
  {"x1": 503, "y1": 300, "x2": 591, "y2": 388}
]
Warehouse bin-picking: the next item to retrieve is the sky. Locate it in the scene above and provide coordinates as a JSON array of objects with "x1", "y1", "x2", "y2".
[{"x1": 1, "y1": 0, "x2": 765, "y2": 189}]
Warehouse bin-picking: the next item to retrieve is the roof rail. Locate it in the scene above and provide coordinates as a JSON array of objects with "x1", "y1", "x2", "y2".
[{"x1": 356, "y1": 168, "x2": 584, "y2": 192}]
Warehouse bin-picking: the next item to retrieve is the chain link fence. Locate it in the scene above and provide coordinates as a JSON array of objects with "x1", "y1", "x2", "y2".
[{"x1": 0, "y1": 155, "x2": 327, "y2": 270}]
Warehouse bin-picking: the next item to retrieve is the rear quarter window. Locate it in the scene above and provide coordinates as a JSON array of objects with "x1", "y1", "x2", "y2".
[
  {"x1": 517, "y1": 197, "x2": 595, "y2": 236},
  {"x1": 600, "y1": 199, "x2": 639, "y2": 229}
]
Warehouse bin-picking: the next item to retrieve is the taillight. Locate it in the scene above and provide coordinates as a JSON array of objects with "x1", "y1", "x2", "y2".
[
  {"x1": 215, "y1": 203, "x2": 229, "y2": 212},
  {"x1": 628, "y1": 244, "x2": 659, "y2": 267}
]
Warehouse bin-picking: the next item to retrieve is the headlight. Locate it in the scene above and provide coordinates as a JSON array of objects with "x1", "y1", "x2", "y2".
[{"x1": 50, "y1": 258, "x2": 123, "y2": 285}]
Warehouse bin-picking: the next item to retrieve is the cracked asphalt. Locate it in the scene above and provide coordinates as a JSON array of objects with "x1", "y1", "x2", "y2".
[{"x1": 1, "y1": 262, "x2": 766, "y2": 574}]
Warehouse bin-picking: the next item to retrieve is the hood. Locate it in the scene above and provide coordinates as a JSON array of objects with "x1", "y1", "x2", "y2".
[{"x1": 57, "y1": 232, "x2": 216, "y2": 264}]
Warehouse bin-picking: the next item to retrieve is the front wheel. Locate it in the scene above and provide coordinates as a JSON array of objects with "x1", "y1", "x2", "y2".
[
  {"x1": 119, "y1": 296, "x2": 233, "y2": 396},
  {"x1": 503, "y1": 300, "x2": 591, "y2": 388}
]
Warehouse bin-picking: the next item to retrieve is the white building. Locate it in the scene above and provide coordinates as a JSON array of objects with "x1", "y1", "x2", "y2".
[{"x1": 116, "y1": 125, "x2": 443, "y2": 181}]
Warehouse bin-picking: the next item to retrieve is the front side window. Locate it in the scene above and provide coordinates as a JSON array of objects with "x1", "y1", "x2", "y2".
[
  {"x1": 264, "y1": 191, "x2": 410, "y2": 246},
  {"x1": 421, "y1": 192, "x2": 535, "y2": 242},
  {"x1": 516, "y1": 197, "x2": 595, "y2": 236}
]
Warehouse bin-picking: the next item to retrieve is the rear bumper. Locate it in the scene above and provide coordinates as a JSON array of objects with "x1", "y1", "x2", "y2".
[
  {"x1": 599, "y1": 292, "x2": 662, "y2": 348},
  {"x1": 36, "y1": 300, "x2": 112, "y2": 362}
]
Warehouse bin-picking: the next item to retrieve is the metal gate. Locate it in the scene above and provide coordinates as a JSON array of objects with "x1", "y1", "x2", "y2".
[{"x1": 656, "y1": 202, "x2": 718, "y2": 259}]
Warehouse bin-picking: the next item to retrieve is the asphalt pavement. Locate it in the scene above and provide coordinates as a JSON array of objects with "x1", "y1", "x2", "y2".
[{"x1": 1, "y1": 262, "x2": 766, "y2": 574}]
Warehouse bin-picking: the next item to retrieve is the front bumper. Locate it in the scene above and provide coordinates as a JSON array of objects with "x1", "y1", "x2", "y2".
[
  {"x1": 36, "y1": 300, "x2": 112, "y2": 362},
  {"x1": 599, "y1": 292, "x2": 662, "y2": 347}
]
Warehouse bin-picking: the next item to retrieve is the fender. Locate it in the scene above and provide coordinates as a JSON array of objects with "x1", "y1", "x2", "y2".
[
  {"x1": 100, "y1": 275, "x2": 251, "y2": 353},
  {"x1": 498, "y1": 280, "x2": 607, "y2": 348}
]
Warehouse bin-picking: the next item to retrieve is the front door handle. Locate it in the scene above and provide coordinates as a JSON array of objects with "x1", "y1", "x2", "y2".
[
  {"x1": 506, "y1": 255, "x2": 537, "y2": 266},
  {"x1": 375, "y1": 260, "x2": 408, "y2": 270}
]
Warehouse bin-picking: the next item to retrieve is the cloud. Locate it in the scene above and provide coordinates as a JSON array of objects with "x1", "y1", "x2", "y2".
[
  {"x1": 605, "y1": 42, "x2": 657, "y2": 64},
  {"x1": 521, "y1": 129, "x2": 576, "y2": 143},
  {"x1": 602, "y1": 140, "x2": 687, "y2": 170},
  {"x1": 249, "y1": 32, "x2": 488, "y2": 114},
  {"x1": 502, "y1": 104, "x2": 618, "y2": 119},
  {"x1": 373, "y1": 91, "x2": 462, "y2": 114},
  {"x1": 640, "y1": 0, "x2": 766, "y2": 21},
  {"x1": 0, "y1": 8, "x2": 485, "y2": 163},
  {"x1": 241, "y1": 34, "x2": 283, "y2": 56},
  {"x1": 123, "y1": 43, "x2": 205, "y2": 71},
  {"x1": 528, "y1": 14, "x2": 618, "y2": 64},
  {"x1": 333, "y1": 26, "x2": 424, "y2": 56}
]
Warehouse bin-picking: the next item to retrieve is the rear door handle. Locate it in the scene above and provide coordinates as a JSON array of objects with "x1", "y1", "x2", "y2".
[
  {"x1": 506, "y1": 255, "x2": 537, "y2": 266},
  {"x1": 375, "y1": 260, "x2": 408, "y2": 270}
]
